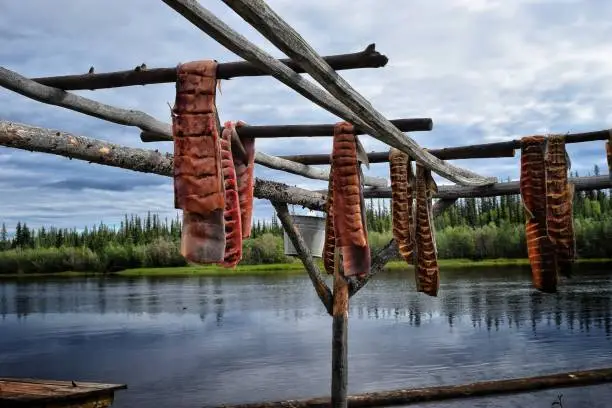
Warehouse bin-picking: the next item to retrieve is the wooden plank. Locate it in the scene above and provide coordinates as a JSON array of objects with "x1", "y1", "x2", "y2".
[{"x1": 0, "y1": 377, "x2": 126, "y2": 407}]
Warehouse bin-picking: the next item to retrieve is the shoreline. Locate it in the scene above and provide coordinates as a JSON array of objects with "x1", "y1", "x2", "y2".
[{"x1": 0, "y1": 258, "x2": 610, "y2": 278}]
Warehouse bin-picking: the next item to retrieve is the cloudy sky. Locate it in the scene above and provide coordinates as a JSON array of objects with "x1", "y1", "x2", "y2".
[{"x1": 1, "y1": 0, "x2": 611, "y2": 233}]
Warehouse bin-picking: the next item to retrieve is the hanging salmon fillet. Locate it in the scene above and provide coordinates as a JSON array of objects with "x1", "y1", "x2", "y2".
[
  {"x1": 173, "y1": 60, "x2": 226, "y2": 264},
  {"x1": 520, "y1": 136, "x2": 558, "y2": 293},
  {"x1": 323, "y1": 163, "x2": 336, "y2": 275},
  {"x1": 414, "y1": 163, "x2": 439, "y2": 296},
  {"x1": 217, "y1": 121, "x2": 243, "y2": 268},
  {"x1": 232, "y1": 121, "x2": 256, "y2": 239},
  {"x1": 545, "y1": 135, "x2": 575, "y2": 278},
  {"x1": 328, "y1": 122, "x2": 371, "y2": 278},
  {"x1": 389, "y1": 147, "x2": 415, "y2": 264}
]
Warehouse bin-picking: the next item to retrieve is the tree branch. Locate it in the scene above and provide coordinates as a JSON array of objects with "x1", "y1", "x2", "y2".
[
  {"x1": 160, "y1": 0, "x2": 494, "y2": 186},
  {"x1": 0, "y1": 66, "x2": 171, "y2": 136},
  {"x1": 30, "y1": 44, "x2": 389, "y2": 90},
  {"x1": 0, "y1": 120, "x2": 326, "y2": 211},
  {"x1": 271, "y1": 201, "x2": 333, "y2": 315},
  {"x1": 256, "y1": 151, "x2": 387, "y2": 187}
]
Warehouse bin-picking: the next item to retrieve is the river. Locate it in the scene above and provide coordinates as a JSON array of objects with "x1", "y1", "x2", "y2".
[{"x1": 1, "y1": 266, "x2": 611, "y2": 408}]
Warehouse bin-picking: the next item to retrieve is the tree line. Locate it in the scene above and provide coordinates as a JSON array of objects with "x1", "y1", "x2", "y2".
[{"x1": 1, "y1": 167, "x2": 610, "y2": 274}]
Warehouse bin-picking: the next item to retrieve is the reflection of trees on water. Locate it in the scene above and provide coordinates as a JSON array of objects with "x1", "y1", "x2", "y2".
[{"x1": 0, "y1": 275, "x2": 610, "y2": 336}]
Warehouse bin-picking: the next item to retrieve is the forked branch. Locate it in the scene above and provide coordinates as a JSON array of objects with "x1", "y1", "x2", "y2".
[{"x1": 271, "y1": 201, "x2": 333, "y2": 315}]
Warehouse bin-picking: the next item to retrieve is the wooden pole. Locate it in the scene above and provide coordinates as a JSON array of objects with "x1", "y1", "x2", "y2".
[
  {"x1": 331, "y1": 250, "x2": 349, "y2": 408},
  {"x1": 30, "y1": 44, "x2": 389, "y2": 90},
  {"x1": 204, "y1": 366, "x2": 612, "y2": 408},
  {"x1": 281, "y1": 128, "x2": 612, "y2": 165},
  {"x1": 140, "y1": 118, "x2": 434, "y2": 142}
]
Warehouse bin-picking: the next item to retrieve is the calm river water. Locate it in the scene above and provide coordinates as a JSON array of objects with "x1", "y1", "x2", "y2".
[{"x1": 1, "y1": 266, "x2": 611, "y2": 408}]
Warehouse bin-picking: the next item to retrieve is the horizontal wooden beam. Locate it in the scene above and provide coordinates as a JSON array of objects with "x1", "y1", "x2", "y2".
[
  {"x1": 359, "y1": 175, "x2": 612, "y2": 200},
  {"x1": 205, "y1": 366, "x2": 612, "y2": 408},
  {"x1": 140, "y1": 118, "x2": 433, "y2": 142},
  {"x1": 29, "y1": 44, "x2": 388, "y2": 90},
  {"x1": 282, "y1": 128, "x2": 612, "y2": 165}
]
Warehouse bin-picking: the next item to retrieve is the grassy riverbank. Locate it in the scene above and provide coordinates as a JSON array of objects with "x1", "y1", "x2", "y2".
[{"x1": 2, "y1": 258, "x2": 610, "y2": 278}]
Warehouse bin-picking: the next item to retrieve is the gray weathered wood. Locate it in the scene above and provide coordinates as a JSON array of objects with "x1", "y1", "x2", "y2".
[
  {"x1": 0, "y1": 66, "x2": 171, "y2": 136},
  {"x1": 256, "y1": 151, "x2": 387, "y2": 187},
  {"x1": 0, "y1": 120, "x2": 326, "y2": 211},
  {"x1": 30, "y1": 44, "x2": 389, "y2": 90},
  {"x1": 271, "y1": 202, "x2": 333, "y2": 315},
  {"x1": 0, "y1": 67, "x2": 370, "y2": 186},
  {"x1": 140, "y1": 118, "x2": 433, "y2": 142},
  {"x1": 160, "y1": 0, "x2": 494, "y2": 187}
]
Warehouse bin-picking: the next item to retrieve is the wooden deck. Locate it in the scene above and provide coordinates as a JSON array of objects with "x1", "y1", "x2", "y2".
[{"x1": 0, "y1": 377, "x2": 127, "y2": 408}]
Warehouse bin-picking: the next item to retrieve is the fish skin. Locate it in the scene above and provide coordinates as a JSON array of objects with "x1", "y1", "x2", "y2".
[
  {"x1": 329, "y1": 122, "x2": 371, "y2": 278},
  {"x1": 414, "y1": 163, "x2": 440, "y2": 297},
  {"x1": 173, "y1": 60, "x2": 226, "y2": 264},
  {"x1": 231, "y1": 121, "x2": 256, "y2": 239},
  {"x1": 323, "y1": 163, "x2": 336, "y2": 275},
  {"x1": 217, "y1": 121, "x2": 243, "y2": 268},
  {"x1": 520, "y1": 136, "x2": 558, "y2": 293},
  {"x1": 545, "y1": 135, "x2": 575, "y2": 278},
  {"x1": 389, "y1": 147, "x2": 415, "y2": 264}
]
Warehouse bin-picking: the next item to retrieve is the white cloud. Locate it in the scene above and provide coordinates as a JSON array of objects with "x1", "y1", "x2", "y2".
[{"x1": 1, "y1": 0, "x2": 611, "y2": 231}]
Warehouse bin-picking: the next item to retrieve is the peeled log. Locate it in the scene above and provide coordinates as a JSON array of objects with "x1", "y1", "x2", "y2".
[{"x1": 204, "y1": 367, "x2": 612, "y2": 408}]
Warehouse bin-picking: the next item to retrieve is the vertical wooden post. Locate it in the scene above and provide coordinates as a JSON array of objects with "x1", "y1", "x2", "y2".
[{"x1": 331, "y1": 250, "x2": 349, "y2": 408}]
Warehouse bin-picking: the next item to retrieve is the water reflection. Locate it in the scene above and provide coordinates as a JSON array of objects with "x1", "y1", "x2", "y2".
[
  {"x1": 1, "y1": 267, "x2": 610, "y2": 337},
  {"x1": 1, "y1": 266, "x2": 611, "y2": 408}
]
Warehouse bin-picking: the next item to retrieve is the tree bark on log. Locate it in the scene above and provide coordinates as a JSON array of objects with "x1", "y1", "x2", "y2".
[
  {"x1": 160, "y1": 0, "x2": 493, "y2": 187},
  {"x1": 271, "y1": 202, "x2": 333, "y2": 314},
  {"x1": 205, "y1": 366, "x2": 612, "y2": 408},
  {"x1": 0, "y1": 120, "x2": 327, "y2": 211},
  {"x1": 140, "y1": 118, "x2": 433, "y2": 142},
  {"x1": 283, "y1": 128, "x2": 612, "y2": 165},
  {"x1": 30, "y1": 44, "x2": 389, "y2": 90}
]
